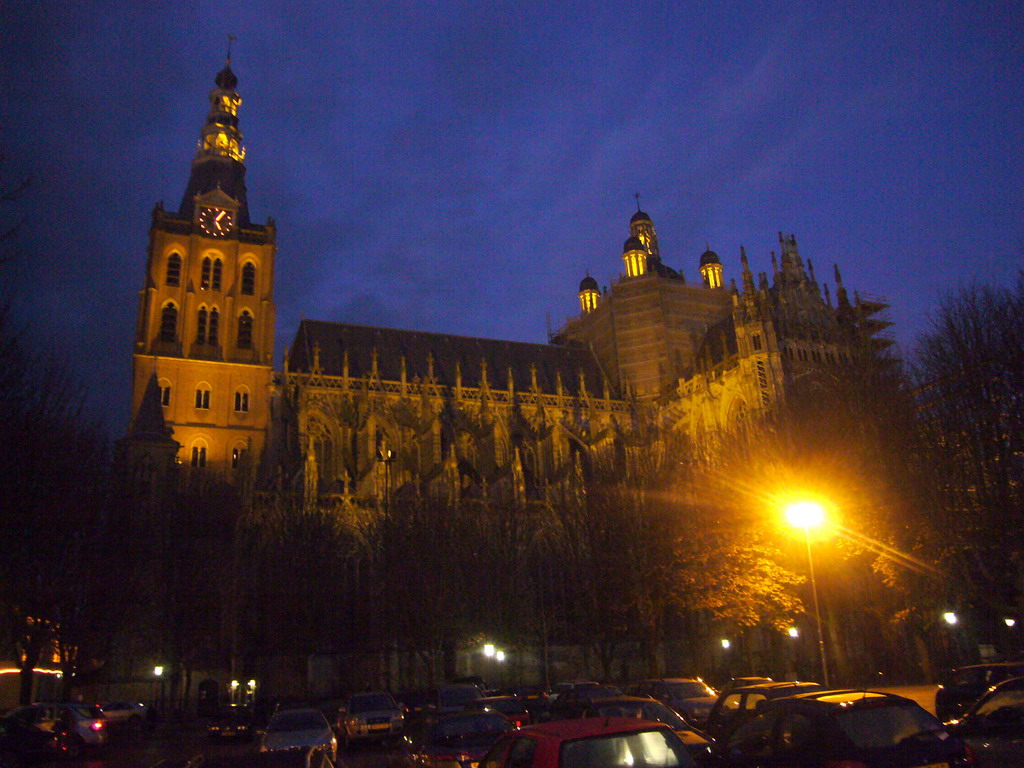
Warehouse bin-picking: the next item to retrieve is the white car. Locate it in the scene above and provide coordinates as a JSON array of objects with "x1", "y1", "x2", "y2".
[
  {"x1": 98, "y1": 700, "x2": 147, "y2": 723},
  {"x1": 260, "y1": 708, "x2": 337, "y2": 761},
  {"x1": 6, "y1": 703, "x2": 107, "y2": 756},
  {"x1": 336, "y1": 691, "x2": 403, "y2": 748}
]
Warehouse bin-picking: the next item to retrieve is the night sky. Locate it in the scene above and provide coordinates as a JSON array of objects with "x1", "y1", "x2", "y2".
[{"x1": 3, "y1": 1, "x2": 1022, "y2": 434}]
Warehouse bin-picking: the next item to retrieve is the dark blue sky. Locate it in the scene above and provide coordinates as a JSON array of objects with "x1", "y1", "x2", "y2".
[{"x1": 2, "y1": 1, "x2": 1022, "y2": 433}]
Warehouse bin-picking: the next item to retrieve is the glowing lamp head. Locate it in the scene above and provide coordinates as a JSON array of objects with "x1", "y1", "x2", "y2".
[
  {"x1": 943, "y1": 611, "x2": 958, "y2": 626},
  {"x1": 483, "y1": 644, "x2": 495, "y2": 658},
  {"x1": 788, "y1": 627, "x2": 800, "y2": 638},
  {"x1": 1006, "y1": 618, "x2": 1017, "y2": 628},
  {"x1": 786, "y1": 501, "x2": 825, "y2": 529},
  {"x1": 721, "y1": 638, "x2": 731, "y2": 649}
]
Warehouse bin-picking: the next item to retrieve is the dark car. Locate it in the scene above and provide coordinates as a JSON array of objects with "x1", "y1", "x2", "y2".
[
  {"x1": 544, "y1": 684, "x2": 622, "y2": 721},
  {"x1": 479, "y1": 717, "x2": 698, "y2": 768},
  {"x1": 714, "y1": 689, "x2": 974, "y2": 767},
  {"x1": 0, "y1": 715, "x2": 63, "y2": 766},
  {"x1": 936, "y1": 662, "x2": 1024, "y2": 721},
  {"x1": 207, "y1": 705, "x2": 258, "y2": 741},
  {"x1": 549, "y1": 695, "x2": 713, "y2": 766},
  {"x1": 404, "y1": 711, "x2": 515, "y2": 768},
  {"x1": 628, "y1": 678, "x2": 719, "y2": 726},
  {"x1": 704, "y1": 680, "x2": 823, "y2": 740},
  {"x1": 946, "y1": 674, "x2": 1024, "y2": 765},
  {"x1": 464, "y1": 696, "x2": 533, "y2": 728}
]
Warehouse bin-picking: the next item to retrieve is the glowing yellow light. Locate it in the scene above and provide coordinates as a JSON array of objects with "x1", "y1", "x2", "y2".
[
  {"x1": 785, "y1": 501, "x2": 825, "y2": 529},
  {"x1": 721, "y1": 638, "x2": 731, "y2": 649},
  {"x1": 495, "y1": 651, "x2": 506, "y2": 662},
  {"x1": 483, "y1": 643, "x2": 495, "y2": 657},
  {"x1": 231, "y1": 679, "x2": 239, "y2": 689},
  {"x1": 943, "y1": 612, "x2": 958, "y2": 626},
  {"x1": 154, "y1": 666, "x2": 164, "y2": 676},
  {"x1": 788, "y1": 627, "x2": 799, "y2": 638},
  {"x1": 1006, "y1": 618, "x2": 1017, "y2": 628}
]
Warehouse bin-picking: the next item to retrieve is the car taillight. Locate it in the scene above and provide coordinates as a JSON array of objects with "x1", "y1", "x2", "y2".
[{"x1": 91, "y1": 721, "x2": 104, "y2": 731}]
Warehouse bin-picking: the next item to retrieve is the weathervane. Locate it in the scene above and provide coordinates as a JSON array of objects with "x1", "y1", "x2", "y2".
[
  {"x1": 633, "y1": 192, "x2": 642, "y2": 212},
  {"x1": 227, "y1": 34, "x2": 237, "y2": 63}
]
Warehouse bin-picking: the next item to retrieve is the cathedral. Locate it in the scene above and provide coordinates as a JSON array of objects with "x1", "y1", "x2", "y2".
[{"x1": 122, "y1": 60, "x2": 891, "y2": 508}]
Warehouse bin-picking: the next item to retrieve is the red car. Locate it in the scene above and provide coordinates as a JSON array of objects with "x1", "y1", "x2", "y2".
[{"x1": 479, "y1": 717, "x2": 698, "y2": 768}]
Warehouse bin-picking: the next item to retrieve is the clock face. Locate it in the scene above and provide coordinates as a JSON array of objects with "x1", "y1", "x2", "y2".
[{"x1": 198, "y1": 207, "x2": 235, "y2": 236}]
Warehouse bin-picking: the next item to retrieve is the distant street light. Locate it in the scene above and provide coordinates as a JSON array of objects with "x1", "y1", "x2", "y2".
[
  {"x1": 786, "y1": 501, "x2": 830, "y2": 687},
  {"x1": 1006, "y1": 618, "x2": 1017, "y2": 628},
  {"x1": 721, "y1": 638, "x2": 731, "y2": 650},
  {"x1": 788, "y1": 627, "x2": 800, "y2": 638},
  {"x1": 943, "y1": 611, "x2": 958, "y2": 626}
]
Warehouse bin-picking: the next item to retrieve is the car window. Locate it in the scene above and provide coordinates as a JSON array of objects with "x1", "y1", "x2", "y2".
[
  {"x1": 666, "y1": 682, "x2": 712, "y2": 698},
  {"x1": 744, "y1": 694, "x2": 767, "y2": 711},
  {"x1": 720, "y1": 693, "x2": 743, "y2": 711},
  {"x1": 561, "y1": 729, "x2": 695, "y2": 768},
  {"x1": 777, "y1": 712, "x2": 815, "y2": 752},
  {"x1": 725, "y1": 710, "x2": 779, "y2": 758},
  {"x1": 506, "y1": 737, "x2": 537, "y2": 768},
  {"x1": 836, "y1": 703, "x2": 943, "y2": 750},
  {"x1": 977, "y1": 688, "x2": 1024, "y2": 718},
  {"x1": 269, "y1": 711, "x2": 326, "y2": 731},
  {"x1": 350, "y1": 693, "x2": 396, "y2": 713},
  {"x1": 949, "y1": 668, "x2": 984, "y2": 687}
]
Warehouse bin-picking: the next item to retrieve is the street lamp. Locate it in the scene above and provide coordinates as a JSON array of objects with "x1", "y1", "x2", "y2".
[{"x1": 785, "y1": 501, "x2": 830, "y2": 687}]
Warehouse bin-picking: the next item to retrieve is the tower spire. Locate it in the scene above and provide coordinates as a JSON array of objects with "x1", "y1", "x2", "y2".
[{"x1": 178, "y1": 57, "x2": 251, "y2": 225}]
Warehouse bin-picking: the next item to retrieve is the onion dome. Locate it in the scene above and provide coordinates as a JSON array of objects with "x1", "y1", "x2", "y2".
[
  {"x1": 700, "y1": 248, "x2": 720, "y2": 267},
  {"x1": 215, "y1": 62, "x2": 238, "y2": 90},
  {"x1": 623, "y1": 235, "x2": 646, "y2": 253},
  {"x1": 579, "y1": 275, "x2": 599, "y2": 293},
  {"x1": 630, "y1": 209, "x2": 652, "y2": 224}
]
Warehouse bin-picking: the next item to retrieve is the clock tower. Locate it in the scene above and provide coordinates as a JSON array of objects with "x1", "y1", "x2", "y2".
[{"x1": 130, "y1": 59, "x2": 276, "y2": 482}]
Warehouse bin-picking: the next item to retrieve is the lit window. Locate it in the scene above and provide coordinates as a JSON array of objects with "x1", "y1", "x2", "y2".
[
  {"x1": 237, "y1": 311, "x2": 253, "y2": 349},
  {"x1": 166, "y1": 253, "x2": 181, "y2": 286},
  {"x1": 232, "y1": 447, "x2": 247, "y2": 469},
  {"x1": 195, "y1": 387, "x2": 210, "y2": 410},
  {"x1": 234, "y1": 390, "x2": 249, "y2": 413},
  {"x1": 191, "y1": 445, "x2": 207, "y2": 468},
  {"x1": 201, "y1": 257, "x2": 211, "y2": 290},
  {"x1": 160, "y1": 303, "x2": 178, "y2": 342},
  {"x1": 212, "y1": 259, "x2": 222, "y2": 291},
  {"x1": 241, "y1": 263, "x2": 256, "y2": 295},
  {"x1": 209, "y1": 308, "x2": 220, "y2": 345}
]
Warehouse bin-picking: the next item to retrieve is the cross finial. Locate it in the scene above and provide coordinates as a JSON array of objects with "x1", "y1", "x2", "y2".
[
  {"x1": 633, "y1": 192, "x2": 641, "y2": 212},
  {"x1": 227, "y1": 34, "x2": 237, "y2": 62}
]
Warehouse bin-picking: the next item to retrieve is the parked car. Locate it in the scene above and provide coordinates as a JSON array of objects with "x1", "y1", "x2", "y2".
[
  {"x1": 207, "y1": 704, "x2": 258, "y2": 741},
  {"x1": 403, "y1": 711, "x2": 515, "y2": 768},
  {"x1": 549, "y1": 695, "x2": 713, "y2": 766},
  {"x1": 704, "y1": 680, "x2": 823, "y2": 739},
  {"x1": 259, "y1": 708, "x2": 337, "y2": 762},
  {"x1": 544, "y1": 684, "x2": 623, "y2": 721},
  {"x1": 97, "y1": 701, "x2": 147, "y2": 724},
  {"x1": 336, "y1": 690, "x2": 404, "y2": 748},
  {"x1": 0, "y1": 715, "x2": 63, "y2": 766},
  {"x1": 936, "y1": 661, "x2": 1024, "y2": 720},
  {"x1": 628, "y1": 678, "x2": 718, "y2": 726},
  {"x1": 464, "y1": 696, "x2": 533, "y2": 728},
  {"x1": 510, "y1": 685, "x2": 551, "y2": 722},
  {"x1": 946, "y1": 674, "x2": 1024, "y2": 765},
  {"x1": 478, "y1": 716, "x2": 699, "y2": 768},
  {"x1": 4, "y1": 703, "x2": 107, "y2": 757},
  {"x1": 436, "y1": 683, "x2": 485, "y2": 714},
  {"x1": 713, "y1": 689, "x2": 974, "y2": 767}
]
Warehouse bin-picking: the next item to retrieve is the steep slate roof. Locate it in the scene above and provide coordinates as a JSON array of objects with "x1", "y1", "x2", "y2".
[{"x1": 287, "y1": 320, "x2": 616, "y2": 399}]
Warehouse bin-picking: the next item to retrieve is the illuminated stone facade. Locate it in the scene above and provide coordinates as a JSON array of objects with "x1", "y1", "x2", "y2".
[
  {"x1": 125, "y1": 64, "x2": 891, "y2": 505},
  {"x1": 129, "y1": 61, "x2": 276, "y2": 482}
]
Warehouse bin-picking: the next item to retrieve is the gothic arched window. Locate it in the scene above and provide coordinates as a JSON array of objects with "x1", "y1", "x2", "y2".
[
  {"x1": 201, "y1": 257, "x2": 212, "y2": 289},
  {"x1": 208, "y1": 308, "x2": 220, "y2": 345},
  {"x1": 166, "y1": 253, "x2": 181, "y2": 286},
  {"x1": 159, "y1": 303, "x2": 178, "y2": 342},
  {"x1": 212, "y1": 258, "x2": 222, "y2": 291},
  {"x1": 237, "y1": 311, "x2": 253, "y2": 349},
  {"x1": 241, "y1": 263, "x2": 256, "y2": 296},
  {"x1": 196, "y1": 307, "x2": 208, "y2": 344}
]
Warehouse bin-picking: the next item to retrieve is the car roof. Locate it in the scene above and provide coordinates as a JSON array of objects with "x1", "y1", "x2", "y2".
[
  {"x1": 776, "y1": 690, "x2": 913, "y2": 708},
  {"x1": 951, "y1": 662, "x2": 1024, "y2": 671},
  {"x1": 524, "y1": 717, "x2": 673, "y2": 740},
  {"x1": 727, "y1": 681, "x2": 822, "y2": 695}
]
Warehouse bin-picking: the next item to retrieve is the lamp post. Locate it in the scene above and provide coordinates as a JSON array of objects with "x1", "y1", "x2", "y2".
[{"x1": 786, "y1": 502, "x2": 830, "y2": 687}]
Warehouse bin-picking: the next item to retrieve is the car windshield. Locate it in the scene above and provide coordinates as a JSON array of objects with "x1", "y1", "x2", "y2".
[
  {"x1": 835, "y1": 703, "x2": 945, "y2": 749},
  {"x1": 269, "y1": 711, "x2": 326, "y2": 732},
  {"x1": 561, "y1": 729, "x2": 696, "y2": 768},
  {"x1": 976, "y1": 688, "x2": 1024, "y2": 717},
  {"x1": 350, "y1": 694, "x2": 396, "y2": 713},
  {"x1": 666, "y1": 682, "x2": 713, "y2": 698}
]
